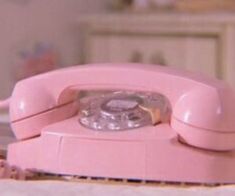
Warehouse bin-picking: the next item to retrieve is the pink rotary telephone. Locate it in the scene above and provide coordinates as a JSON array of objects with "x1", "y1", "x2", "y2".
[{"x1": 1, "y1": 63, "x2": 235, "y2": 183}]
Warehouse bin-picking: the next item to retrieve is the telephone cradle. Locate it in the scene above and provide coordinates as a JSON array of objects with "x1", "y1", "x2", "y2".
[{"x1": 1, "y1": 63, "x2": 235, "y2": 184}]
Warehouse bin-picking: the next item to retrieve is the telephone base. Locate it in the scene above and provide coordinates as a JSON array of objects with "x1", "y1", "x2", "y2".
[{"x1": 7, "y1": 117, "x2": 235, "y2": 184}]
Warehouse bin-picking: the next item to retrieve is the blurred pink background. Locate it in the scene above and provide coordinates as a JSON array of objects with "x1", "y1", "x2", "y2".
[{"x1": 0, "y1": 0, "x2": 109, "y2": 98}]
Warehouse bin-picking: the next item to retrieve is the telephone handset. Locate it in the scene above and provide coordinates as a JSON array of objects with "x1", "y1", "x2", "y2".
[
  {"x1": 9, "y1": 63, "x2": 235, "y2": 150},
  {"x1": 3, "y1": 63, "x2": 235, "y2": 183}
]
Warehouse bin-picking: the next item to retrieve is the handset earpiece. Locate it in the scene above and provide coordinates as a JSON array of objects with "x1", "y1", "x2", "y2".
[{"x1": 172, "y1": 87, "x2": 235, "y2": 151}]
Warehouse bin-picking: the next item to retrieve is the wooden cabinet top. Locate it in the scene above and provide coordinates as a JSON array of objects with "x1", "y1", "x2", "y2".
[{"x1": 77, "y1": 12, "x2": 235, "y2": 25}]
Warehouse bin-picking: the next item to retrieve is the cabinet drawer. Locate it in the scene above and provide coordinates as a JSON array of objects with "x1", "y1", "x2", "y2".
[{"x1": 86, "y1": 34, "x2": 219, "y2": 78}]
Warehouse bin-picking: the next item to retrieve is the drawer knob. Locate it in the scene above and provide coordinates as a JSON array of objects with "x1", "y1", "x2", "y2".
[
  {"x1": 129, "y1": 51, "x2": 143, "y2": 63},
  {"x1": 150, "y1": 51, "x2": 167, "y2": 66}
]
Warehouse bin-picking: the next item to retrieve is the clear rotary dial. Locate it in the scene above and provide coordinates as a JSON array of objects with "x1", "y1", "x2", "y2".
[{"x1": 78, "y1": 91, "x2": 171, "y2": 131}]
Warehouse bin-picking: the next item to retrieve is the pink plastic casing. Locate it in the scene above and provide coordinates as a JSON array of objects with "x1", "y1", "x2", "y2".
[
  {"x1": 9, "y1": 63, "x2": 235, "y2": 151},
  {"x1": 8, "y1": 63, "x2": 235, "y2": 184}
]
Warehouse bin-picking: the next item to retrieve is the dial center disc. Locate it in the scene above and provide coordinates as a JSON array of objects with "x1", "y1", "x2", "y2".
[{"x1": 100, "y1": 95, "x2": 142, "y2": 118}]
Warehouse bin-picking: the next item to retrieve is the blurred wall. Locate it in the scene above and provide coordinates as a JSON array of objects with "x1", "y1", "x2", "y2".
[{"x1": 0, "y1": 0, "x2": 109, "y2": 99}]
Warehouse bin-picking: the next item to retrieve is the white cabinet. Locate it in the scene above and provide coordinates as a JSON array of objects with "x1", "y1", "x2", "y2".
[
  {"x1": 88, "y1": 34, "x2": 218, "y2": 77},
  {"x1": 78, "y1": 13, "x2": 235, "y2": 87}
]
